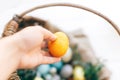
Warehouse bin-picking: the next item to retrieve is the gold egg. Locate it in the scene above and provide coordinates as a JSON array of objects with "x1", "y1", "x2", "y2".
[
  {"x1": 34, "y1": 77, "x2": 44, "y2": 80},
  {"x1": 73, "y1": 66, "x2": 85, "y2": 80}
]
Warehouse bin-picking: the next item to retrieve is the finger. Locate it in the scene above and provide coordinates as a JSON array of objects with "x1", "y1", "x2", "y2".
[
  {"x1": 41, "y1": 40, "x2": 47, "y2": 48},
  {"x1": 40, "y1": 50, "x2": 50, "y2": 56},
  {"x1": 13, "y1": 26, "x2": 56, "y2": 51},
  {"x1": 38, "y1": 50, "x2": 61, "y2": 64},
  {"x1": 13, "y1": 26, "x2": 44, "y2": 51},
  {"x1": 18, "y1": 50, "x2": 61, "y2": 69},
  {"x1": 41, "y1": 56, "x2": 61, "y2": 64},
  {"x1": 18, "y1": 50, "x2": 51, "y2": 69},
  {"x1": 38, "y1": 26, "x2": 56, "y2": 41}
]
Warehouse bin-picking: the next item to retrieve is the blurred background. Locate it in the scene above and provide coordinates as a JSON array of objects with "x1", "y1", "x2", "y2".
[{"x1": 0, "y1": 0, "x2": 120, "y2": 80}]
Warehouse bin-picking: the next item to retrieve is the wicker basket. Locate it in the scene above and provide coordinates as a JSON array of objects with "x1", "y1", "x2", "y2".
[{"x1": 2, "y1": 3, "x2": 120, "y2": 80}]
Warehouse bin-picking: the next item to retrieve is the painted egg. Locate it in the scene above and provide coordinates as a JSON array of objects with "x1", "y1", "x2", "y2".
[
  {"x1": 51, "y1": 61, "x2": 63, "y2": 70},
  {"x1": 49, "y1": 67, "x2": 57, "y2": 75},
  {"x1": 60, "y1": 64, "x2": 73, "y2": 78},
  {"x1": 52, "y1": 74, "x2": 61, "y2": 80},
  {"x1": 73, "y1": 66, "x2": 85, "y2": 80},
  {"x1": 34, "y1": 77, "x2": 44, "y2": 80},
  {"x1": 48, "y1": 32, "x2": 69, "y2": 57},
  {"x1": 37, "y1": 64, "x2": 50, "y2": 75},
  {"x1": 44, "y1": 74, "x2": 52, "y2": 80},
  {"x1": 62, "y1": 47, "x2": 72, "y2": 63}
]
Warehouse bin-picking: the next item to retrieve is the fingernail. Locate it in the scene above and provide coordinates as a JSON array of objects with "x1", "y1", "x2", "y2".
[{"x1": 51, "y1": 35, "x2": 57, "y2": 41}]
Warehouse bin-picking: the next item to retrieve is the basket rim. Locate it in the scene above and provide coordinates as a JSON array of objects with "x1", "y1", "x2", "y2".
[{"x1": 17, "y1": 3, "x2": 120, "y2": 36}]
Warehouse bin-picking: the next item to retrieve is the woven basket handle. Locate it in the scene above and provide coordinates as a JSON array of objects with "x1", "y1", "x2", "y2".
[
  {"x1": 2, "y1": 3, "x2": 120, "y2": 37},
  {"x1": 20, "y1": 3, "x2": 120, "y2": 35}
]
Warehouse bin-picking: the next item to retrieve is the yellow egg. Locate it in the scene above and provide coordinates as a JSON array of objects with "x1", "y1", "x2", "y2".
[
  {"x1": 73, "y1": 66, "x2": 85, "y2": 80},
  {"x1": 48, "y1": 32, "x2": 69, "y2": 57},
  {"x1": 34, "y1": 77, "x2": 44, "y2": 80}
]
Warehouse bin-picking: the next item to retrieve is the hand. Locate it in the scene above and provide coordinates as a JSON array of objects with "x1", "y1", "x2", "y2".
[
  {"x1": 0, "y1": 26, "x2": 61, "y2": 79},
  {"x1": 14, "y1": 26, "x2": 61, "y2": 69}
]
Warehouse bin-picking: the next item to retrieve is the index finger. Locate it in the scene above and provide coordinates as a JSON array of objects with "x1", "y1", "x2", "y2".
[{"x1": 38, "y1": 26, "x2": 56, "y2": 41}]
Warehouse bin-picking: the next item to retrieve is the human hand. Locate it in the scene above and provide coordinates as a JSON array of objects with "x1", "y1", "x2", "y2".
[
  {"x1": 14, "y1": 26, "x2": 61, "y2": 69},
  {"x1": 0, "y1": 26, "x2": 61, "y2": 79}
]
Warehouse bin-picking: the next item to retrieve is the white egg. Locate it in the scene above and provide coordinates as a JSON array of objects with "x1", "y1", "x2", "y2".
[
  {"x1": 62, "y1": 47, "x2": 72, "y2": 63},
  {"x1": 49, "y1": 67, "x2": 57, "y2": 75},
  {"x1": 52, "y1": 74, "x2": 61, "y2": 80},
  {"x1": 44, "y1": 74, "x2": 52, "y2": 80},
  {"x1": 60, "y1": 64, "x2": 73, "y2": 78}
]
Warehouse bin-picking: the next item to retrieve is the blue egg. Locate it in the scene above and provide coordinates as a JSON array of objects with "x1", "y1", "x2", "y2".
[
  {"x1": 50, "y1": 61, "x2": 63, "y2": 70},
  {"x1": 37, "y1": 64, "x2": 50, "y2": 75}
]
